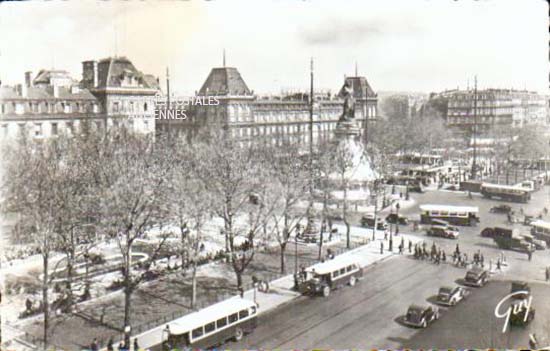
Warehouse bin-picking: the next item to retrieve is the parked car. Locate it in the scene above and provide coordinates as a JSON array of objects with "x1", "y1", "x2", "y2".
[
  {"x1": 464, "y1": 267, "x2": 489, "y2": 287},
  {"x1": 385, "y1": 213, "x2": 409, "y2": 225},
  {"x1": 522, "y1": 234, "x2": 547, "y2": 250},
  {"x1": 490, "y1": 204, "x2": 512, "y2": 214},
  {"x1": 511, "y1": 281, "x2": 530, "y2": 299},
  {"x1": 509, "y1": 304, "x2": 535, "y2": 327},
  {"x1": 360, "y1": 215, "x2": 387, "y2": 230},
  {"x1": 427, "y1": 225, "x2": 459, "y2": 239},
  {"x1": 404, "y1": 304, "x2": 439, "y2": 328},
  {"x1": 437, "y1": 286, "x2": 469, "y2": 306}
]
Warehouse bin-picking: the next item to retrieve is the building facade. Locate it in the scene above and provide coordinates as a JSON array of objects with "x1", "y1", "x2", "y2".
[
  {"x1": 0, "y1": 56, "x2": 159, "y2": 140},
  {"x1": 156, "y1": 66, "x2": 378, "y2": 145},
  {"x1": 445, "y1": 89, "x2": 548, "y2": 135}
]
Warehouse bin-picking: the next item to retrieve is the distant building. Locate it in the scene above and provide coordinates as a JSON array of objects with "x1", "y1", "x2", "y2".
[
  {"x1": 0, "y1": 56, "x2": 159, "y2": 140},
  {"x1": 156, "y1": 66, "x2": 378, "y2": 145},
  {"x1": 445, "y1": 89, "x2": 548, "y2": 135}
]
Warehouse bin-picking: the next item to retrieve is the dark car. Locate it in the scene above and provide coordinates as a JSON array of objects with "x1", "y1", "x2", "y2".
[
  {"x1": 490, "y1": 204, "x2": 512, "y2": 214},
  {"x1": 509, "y1": 304, "x2": 535, "y2": 326},
  {"x1": 427, "y1": 225, "x2": 459, "y2": 239},
  {"x1": 386, "y1": 213, "x2": 409, "y2": 225},
  {"x1": 404, "y1": 304, "x2": 439, "y2": 328},
  {"x1": 437, "y1": 286, "x2": 469, "y2": 306},
  {"x1": 360, "y1": 215, "x2": 387, "y2": 230},
  {"x1": 464, "y1": 267, "x2": 489, "y2": 287},
  {"x1": 511, "y1": 281, "x2": 530, "y2": 299}
]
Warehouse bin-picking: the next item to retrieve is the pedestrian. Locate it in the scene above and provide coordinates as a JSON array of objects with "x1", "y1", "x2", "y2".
[
  {"x1": 380, "y1": 241, "x2": 384, "y2": 254},
  {"x1": 480, "y1": 254, "x2": 484, "y2": 268},
  {"x1": 529, "y1": 333, "x2": 538, "y2": 350},
  {"x1": 133, "y1": 338, "x2": 139, "y2": 351},
  {"x1": 90, "y1": 338, "x2": 99, "y2": 351},
  {"x1": 442, "y1": 251, "x2": 446, "y2": 263},
  {"x1": 107, "y1": 337, "x2": 114, "y2": 351},
  {"x1": 118, "y1": 341, "x2": 126, "y2": 351},
  {"x1": 455, "y1": 243, "x2": 460, "y2": 256},
  {"x1": 545, "y1": 267, "x2": 549, "y2": 282},
  {"x1": 408, "y1": 240, "x2": 412, "y2": 253},
  {"x1": 528, "y1": 250, "x2": 532, "y2": 261},
  {"x1": 497, "y1": 259, "x2": 501, "y2": 271},
  {"x1": 399, "y1": 243, "x2": 403, "y2": 255},
  {"x1": 384, "y1": 230, "x2": 388, "y2": 241}
]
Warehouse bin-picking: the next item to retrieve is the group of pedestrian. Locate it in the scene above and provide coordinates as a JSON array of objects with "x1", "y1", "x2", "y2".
[
  {"x1": 91, "y1": 337, "x2": 139, "y2": 351},
  {"x1": 472, "y1": 250, "x2": 485, "y2": 268},
  {"x1": 413, "y1": 242, "x2": 445, "y2": 264}
]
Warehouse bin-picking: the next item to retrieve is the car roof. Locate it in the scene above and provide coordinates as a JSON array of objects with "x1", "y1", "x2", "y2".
[
  {"x1": 468, "y1": 267, "x2": 485, "y2": 274},
  {"x1": 306, "y1": 256, "x2": 359, "y2": 275},
  {"x1": 408, "y1": 304, "x2": 430, "y2": 311}
]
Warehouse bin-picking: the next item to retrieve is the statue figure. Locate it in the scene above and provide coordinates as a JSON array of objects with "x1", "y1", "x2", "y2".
[{"x1": 339, "y1": 80, "x2": 355, "y2": 122}]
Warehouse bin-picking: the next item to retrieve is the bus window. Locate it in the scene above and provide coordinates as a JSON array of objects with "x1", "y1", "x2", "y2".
[
  {"x1": 346, "y1": 265, "x2": 353, "y2": 272},
  {"x1": 339, "y1": 268, "x2": 346, "y2": 275},
  {"x1": 192, "y1": 327, "x2": 204, "y2": 339},
  {"x1": 250, "y1": 306, "x2": 257, "y2": 314},
  {"x1": 440, "y1": 211, "x2": 449, "y2": 216},
  {"x1": 449, "y1": 212, "x2": 457, "y2": 217},
  {"x1": 239, "y1": 309, "x2": 249, "y2": 319},
  {"x1": 229, "y1": 313, "x2": 238, "y2": 324},
  {"x1": 204, "y1": 322, "x2": 215, "y2": 334},
  {"x1": 216, "y1": 317, "x2": 227, "y2": 328},
  {"x1": 432, "y1": 211, "x2": 439, "y2": 216},
  {"x1": 332, "y1": 271, "x2": 339, "y2": 278}
]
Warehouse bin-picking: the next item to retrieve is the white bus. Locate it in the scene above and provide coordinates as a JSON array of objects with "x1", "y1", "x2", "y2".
[
  {"x1": 419, "y1": 204, "x2": 480, "y2": 226},
  {"x1": 480, "y1": 183, "x2": 530, "y2": 203},
  {"x1": 531, "y1": 220, "x2": 550, "y2": 245},
  {"x1": 161, "y1": 298, "x2": 257, "y2": 350}
]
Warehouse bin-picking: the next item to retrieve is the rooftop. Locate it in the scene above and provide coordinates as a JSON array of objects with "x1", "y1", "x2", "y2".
[{"x1": 198, "y1": 67, "x2": 252, "y2": 96}]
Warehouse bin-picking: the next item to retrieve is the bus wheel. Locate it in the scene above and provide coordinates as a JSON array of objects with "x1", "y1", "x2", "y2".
[
  {"x1": 322, "y1": 286, "x2": 331, "y2": 297},
  {"x1": 349, "y1": 276, "x2": 356, "y2": 287},
  {"x1": 234, "y1": 327, "x2": 244, "y2": 341}
]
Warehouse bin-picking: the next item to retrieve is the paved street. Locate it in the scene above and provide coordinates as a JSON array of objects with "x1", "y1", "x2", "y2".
[{"x1": 222, "y1": 185, "x2": 550, "y2": 349}]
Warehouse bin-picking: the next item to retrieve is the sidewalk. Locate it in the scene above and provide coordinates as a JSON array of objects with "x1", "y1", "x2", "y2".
[{"x1": 124, "y1": 228, "x2": 424, "y2": 351}]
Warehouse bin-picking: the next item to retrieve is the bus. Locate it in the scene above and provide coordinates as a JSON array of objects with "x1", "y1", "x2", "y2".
[
  {"x1": 419, "y1": 205, "x2": 480, "y2": 226},
  {"x1": 480, "y1": 183, "x2": 531, "y2": 203},
  {"x1": 296, "y1": 256, "x2": 363, "y2": 297},
  {"x1": 530, "y1": 220, "x2": 550, "y2": 246},
  {"x1": 162, "y1": 298, "x2": 258, "y2": 350}
]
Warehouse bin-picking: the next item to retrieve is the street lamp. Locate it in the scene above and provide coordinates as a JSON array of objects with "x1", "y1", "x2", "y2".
[
  {"x1": 294, "y1": 230, "x2": 299, "y2": 274},
  {"x1": 161, "y1": 324, "x2": 170, "y2": 351},
  {"x1": 389, "y1": 204, "x2": 394, "y2": 252},
  {"x1": 124, "y1": 325, "x2": 132, "y2": 348},
  {"x1": 395, "y1": 202, "x2": 401, "y2": 235}
]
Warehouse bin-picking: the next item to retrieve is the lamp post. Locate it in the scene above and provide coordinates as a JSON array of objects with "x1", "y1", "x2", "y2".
[
  {"x1": 124, "y1": 325, "x2": 131, "y2": 348},
  {"x1": 294, "y1": 232, "x2": 298, "y2": 274},
  {"x1": 389, "y1": 204, "x2": 394, "y2": 252},
  {"x1": 161, "y1": 324, "x2": 170, "y2": 351},
  {"x1": 395, "y1": 202, "x2": 401, "y2": 235}
]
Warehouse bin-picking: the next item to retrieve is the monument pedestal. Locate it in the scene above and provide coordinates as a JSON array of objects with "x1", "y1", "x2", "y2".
[{"x1": 334, "y1": 120, "x2": 361, "y2": 141}]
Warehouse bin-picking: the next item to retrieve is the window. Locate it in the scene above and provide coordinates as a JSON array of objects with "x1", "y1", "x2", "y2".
[
  {"x1": 51, "y1": 123, "x2": 58, "y2": 136},
  {"x1": 191, "y1": 327, "x2": 203, "y2": 338},
  {"x1": 238, "y1": 309, "x2": 249, "y2": 319},
  {"x1": 339, "y1": 268, "x2": 346, "y2": 275},
  {"x1": 34, "y1": 123, "x2": 42, "y2": 137},
  {"x1": 113, "y1": 102, "x2": 120, "y2": 113},
  {"x1": 144, "y1": 103, "x2": 148, "y2": 112},
  {"x1": 229, "y1": 313, "x2": 238, "y2": 324},
  {"x1": 216, "y1": 317, "x2": 227, "y2": 329},
  {"x1": 204, "y1": 322, "x2": 215, "y2": 334},
  {"x1": 332, "y1": 271, "x2": 339, "y2": 278},
  {"x1": 66, "y1": 122, "x2": 74, "y2": 134},
  {"x1": 346, "y1": 265, "x2": 353, "y2": 272}
]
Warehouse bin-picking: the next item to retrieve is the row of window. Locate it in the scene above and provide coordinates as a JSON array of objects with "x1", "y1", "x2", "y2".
[
  {"x1": 331, "y1": 264, "x2": 357, "y2": 279},
  {"x1": 190, "y1": 308, "x2": 255, "y2": 339},
  {"x1": 231, "y1": 122, "x2": 339, "y2": 138},
  {"x1": 0, "y1": 102, "x2": 100, "y2": 115},
  {"x1": 111, "y1": 101, "x2": 149, "y2": 114},
  {"x1": 1, "y1": 119, "x2": 150, "y2": 138}
]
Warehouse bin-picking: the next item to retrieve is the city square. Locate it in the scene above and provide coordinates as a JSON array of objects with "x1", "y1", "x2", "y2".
[{"x1": 1, "y1": 1, "x2": 549, "y2": 350}]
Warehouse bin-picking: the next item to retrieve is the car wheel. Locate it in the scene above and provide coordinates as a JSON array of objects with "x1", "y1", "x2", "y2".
[
  {"x1": 450, "y1": 299, "x2": 456, "y2": 306},
  {"x1": 349, "y1": 276, "x2": 356, "y2": 287},
  {"x1": 234, "y1": 327, "x2": 244, "y2": 341},
  {"x1": 322, "y1": 286, "x2": 330, "y2": 297}
]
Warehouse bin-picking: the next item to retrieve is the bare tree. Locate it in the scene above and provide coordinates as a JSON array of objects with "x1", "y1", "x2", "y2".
[
  {"x1": 264, "y1": 141, "x2": 309, "y2": 274},
  {"x1": 165, "y1": 136, "x2": 213, "y2": 309},
  {"x1": 1, "y1": 133, "x2": 67, "y2": 348},
  {"x1": 333, "y1": 141, "x2": 356, "y2": 249},
  {"x1": 94, "y1": 129, "x2": 172, "y2": 344},
  {"x1": 195, "y1": 130, "x2": 273, "y2": 290}
]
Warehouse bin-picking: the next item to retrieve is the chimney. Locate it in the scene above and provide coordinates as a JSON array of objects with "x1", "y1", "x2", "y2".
[
  {"x1": 25, "y1": 71, "x2": 33, "y2": 88},
  {"x1": 82, "y1": 60, "x2": 98, "y2": 88}
]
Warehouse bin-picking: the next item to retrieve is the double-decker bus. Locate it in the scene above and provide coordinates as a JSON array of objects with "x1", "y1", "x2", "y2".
[
  {"x1": 419, "y1": 204, "x2": 480, "y2": 226},
  {"x1": 480, "y1": 183, "x2": 531, "y2": 203},
  {"x1": 161, "y1": 298, "x2": 257, "y2": 350},
  {"x1": 530, "y1": 220, "x2": 550, "y2": 245}
]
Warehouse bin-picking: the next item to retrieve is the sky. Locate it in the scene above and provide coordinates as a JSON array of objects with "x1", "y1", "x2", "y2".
[{"x1": 0, "y1": 0, "x2": 548, "y2": 96}]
